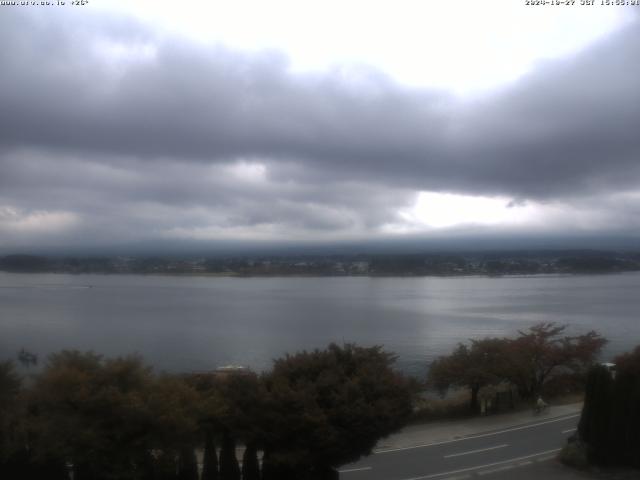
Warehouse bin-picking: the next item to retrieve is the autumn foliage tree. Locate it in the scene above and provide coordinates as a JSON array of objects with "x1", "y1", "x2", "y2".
[
  {"x1": 429, "y1": 323, "x2": 607, "y2": 411},
  {"x1": 428, "y1": 338, "x2": 510, "y2": 413},
  {"x1": 506, "y1": 323, "x2": 607, "y2": 399}
]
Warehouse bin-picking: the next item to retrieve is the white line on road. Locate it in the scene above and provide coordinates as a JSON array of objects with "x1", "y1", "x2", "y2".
[
  {"x1": 397, "y1": 448, "x2": 561, "y2": 480},
  {"x1": 562, "y1": 428, "x2": 577, "y2": 434},
  {"x1": 478, "y1": 465, "x2": 514, "y2": 476},
  {"x1": 375, "y1": 414, "x2": 579, "y2": 454},
  {"x1": 536, "y1": 455, "x2": 557, "y2": 462},
  {"x1": 443, "y1": 444, "x2": 508, "y2": 459},
  {"x1": 338, "y1": 466, "x2": 372, "y2": 473}
]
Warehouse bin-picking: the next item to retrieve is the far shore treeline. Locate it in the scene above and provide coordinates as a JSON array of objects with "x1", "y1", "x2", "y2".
[{"x1": 2, "y1": 250, "x2": 640, "y2": 276}]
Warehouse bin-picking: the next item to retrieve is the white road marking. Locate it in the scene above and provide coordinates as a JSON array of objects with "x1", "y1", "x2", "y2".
[
  {"x1": 562, "y1": 428, "x2": 577, "y2": 434},
  {"x1": 397, "y1": 448, "x2": 561, "y2": 480},
  {"x1": 375, "y1": 414, "x2": 579, "y2": 454},
  {"x1": 536, "y1": 455, "x2": 557, "y2": 462},
  {"x1": 478, "y1": 465, "x2": 514, "y2": 475},
  {"x1": 338, "y1": 466, "x2": 372, "y2": 473},
  {"x1": 443, "y1": 444, "x2": 508, "y2": 459}
]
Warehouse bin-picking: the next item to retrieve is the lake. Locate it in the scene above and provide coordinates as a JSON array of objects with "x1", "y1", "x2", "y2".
[{"x1": 1, "y1": 272, "x2": 639, "y2": 377}]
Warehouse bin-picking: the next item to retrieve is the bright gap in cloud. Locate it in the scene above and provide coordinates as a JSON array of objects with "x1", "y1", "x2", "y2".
[
  {"x1": 399, "y1": 192, "x2": 536, "y2": 229},
  {"x1": 93, "y1": 39, "x2": 158, "y2": 65},
  {"x1": 223, "y1": 161, "x2": 268, "y2": 183},
  {"x1": 0, "y1": 206, "x2": 79, "y2": 234},
  {"x1": 95, "y1": 0, "x2": 629, "y2": 95}
]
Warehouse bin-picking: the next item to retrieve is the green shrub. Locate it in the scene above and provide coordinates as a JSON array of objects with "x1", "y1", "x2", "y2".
[{"x1": 559, "y1": 442, "x2": 588, "y2": 470}]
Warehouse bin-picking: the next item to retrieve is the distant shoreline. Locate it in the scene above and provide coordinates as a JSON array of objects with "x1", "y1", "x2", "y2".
[
  {"x1": 1, "y1": 270, "x2": 638, "y2": 279},
  {"x1": 2, "y1": 251, "x2": 640, "y2": 278}
]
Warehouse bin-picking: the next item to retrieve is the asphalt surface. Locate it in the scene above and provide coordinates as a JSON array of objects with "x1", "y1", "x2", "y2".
[{"x1": 339, "y1": 413, "x2": 580, "y2": 480}]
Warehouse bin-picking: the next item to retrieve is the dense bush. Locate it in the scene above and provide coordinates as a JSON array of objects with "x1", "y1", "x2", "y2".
[
  {"x1": 0, "y1": 344, "x2": 414, "y2": 480},
  {"x1": 261, "y1": 344, "x2": 414, "y2": 478}
]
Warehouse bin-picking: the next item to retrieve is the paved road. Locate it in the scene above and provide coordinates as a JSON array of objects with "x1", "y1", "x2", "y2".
[{"x1": 339, "y1": 413, "x2": 579, "y2": 480}]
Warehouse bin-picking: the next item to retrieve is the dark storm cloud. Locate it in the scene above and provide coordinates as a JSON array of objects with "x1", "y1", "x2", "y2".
[
  {"x1": 0, "y1": 149, "x2": 411, "y2": 245},
  {"x1": 2, "y1": 9, "x2": 639, "y2": 197},
  {"x1": 1, "y1": 8, "x2": 639, "y2": 247}
]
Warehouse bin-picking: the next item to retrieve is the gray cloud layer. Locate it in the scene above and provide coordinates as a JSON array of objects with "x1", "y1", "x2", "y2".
[{"x1": 1, "y1": 9, "x2": 639, "y2": 248}]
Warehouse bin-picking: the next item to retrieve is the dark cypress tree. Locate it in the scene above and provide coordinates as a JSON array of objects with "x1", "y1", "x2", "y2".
[
  {"x1": 260, "y1": 450, "x2": 298, "y2": 480},
  {"x1": 577, "y1": 348, "x2": 640, "y2": 469},
  {"x1": 241, "y1": 443, "x2": 260, "y2": 480},
  {"x1": 627, "y1": 370, "x2": 640, "y2": 468},
  {"x1": 0, "y1": 448, "x2": 27, "y2": 480},
  {"x1": 201, "y1": 432, "x2": 219, "y2": 480},
  {"x1": 73, "y1": 461, "x2": 89, "y2": 480},
  {"x1": 260, "y1": 449, "x2": 274, "y2": 480},
  {"x1": 578, "y1": 365, "x2": 613, "y2": 465},
  {"x1": 609, "y1": 347, "x2": 640, "y2": 468},
  {"x1": 40, "y1": 457, "x2": 69, "y2": 480},
  {"x1": 155, "y1": 451, "x2": 179, "y2": 480},
  {"x1": 609, "y1": 368, "x2": 631, "y2": 467},
  {"x1": 2, "y1": 449, "x2": 68, "y2": 480},
  {"x1": 138, "y1": 450, "x2": 157, "y2": 480},
  {"x1": 177, "y1": 447, "x2": 199, "y2": 480},
  {"x1": 219, "y1": 432, "x2": 240, "y2": 480}
]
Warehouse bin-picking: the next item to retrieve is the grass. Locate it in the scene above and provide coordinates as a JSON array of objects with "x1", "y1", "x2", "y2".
[{"x1": 409, "y1": 388, "x2": 584, "y2": 425}]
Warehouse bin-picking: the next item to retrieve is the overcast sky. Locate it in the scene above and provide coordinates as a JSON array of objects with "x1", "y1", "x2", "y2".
[{"x1": 1, "y1": 1, "x2": 639, "y2": 252}]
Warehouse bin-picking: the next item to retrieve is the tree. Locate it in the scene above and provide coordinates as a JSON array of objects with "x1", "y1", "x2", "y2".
[
  {"x1": 0, "y1": 361, "x2": 22, "y2": 477},
  {"x1": 578, "y1": 364, "x2": 614, "y2": 464},
  {"x1": 506, "y1": 323, "x2": 606, "y2": 399},
  {"x1": 201, "y1": 431, "x2": 219, "y2": 480},
  {"x1": 261, "y1": 343, "x2": 414, "y2": 478},
  {"x1": 185, "y1": 371, "x2": 222, "y2": 480},
  {"x1": 219, "y1": 431, "x2": 241, "y2": 480},
  {"x1": 193, "y1": 368, "x2": 267, "y2": 480},
  {"x1": 576, "y1": 346, "x2": 640, "y2": 468},
  {"x1": 428, "y1": 338, "x2": 510, "y2": 413},
  {"x1": 28, "y1": 351, "x2": 200, "y2": 480},
  {"x1": 213, "y1": 372, "x2": 265, "y2": 445},
  {"x1": 177, "y1": 446, "x2": 198, "y2": 480},
  {"x1": 17, "y1": 349, "x2": 38, "y2": 368},
  {"x1": 0, "y1": 360, "x2": 20, "y2": 425},
  {"x1": 609, "y1": 346, "x2": 640, "y2": 468},
  {"x1": 241, "y1": 443, "x2": 260, "y2": 480}
]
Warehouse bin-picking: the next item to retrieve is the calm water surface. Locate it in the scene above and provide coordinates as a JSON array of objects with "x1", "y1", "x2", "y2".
[{"x1": 1, "y1": 272, "x2": 639, "y2": 377}]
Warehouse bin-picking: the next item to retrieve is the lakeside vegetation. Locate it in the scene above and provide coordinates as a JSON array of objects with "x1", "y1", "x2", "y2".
[
  {"x1": 0, "y1": 344, "x2": 415, "y2": 480},
  {"x1": 427, "y1": 323, "x2": 606, "y2": 414},
  {"x1": 427, "y1": 324, "x2": 640, "y2": 474},
  {"x1": 1, "y1": 324, "x2": 636, "y2": 479},
  {"x1": 3, "y1": 250, "x2": 640, "y2": 277}
]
